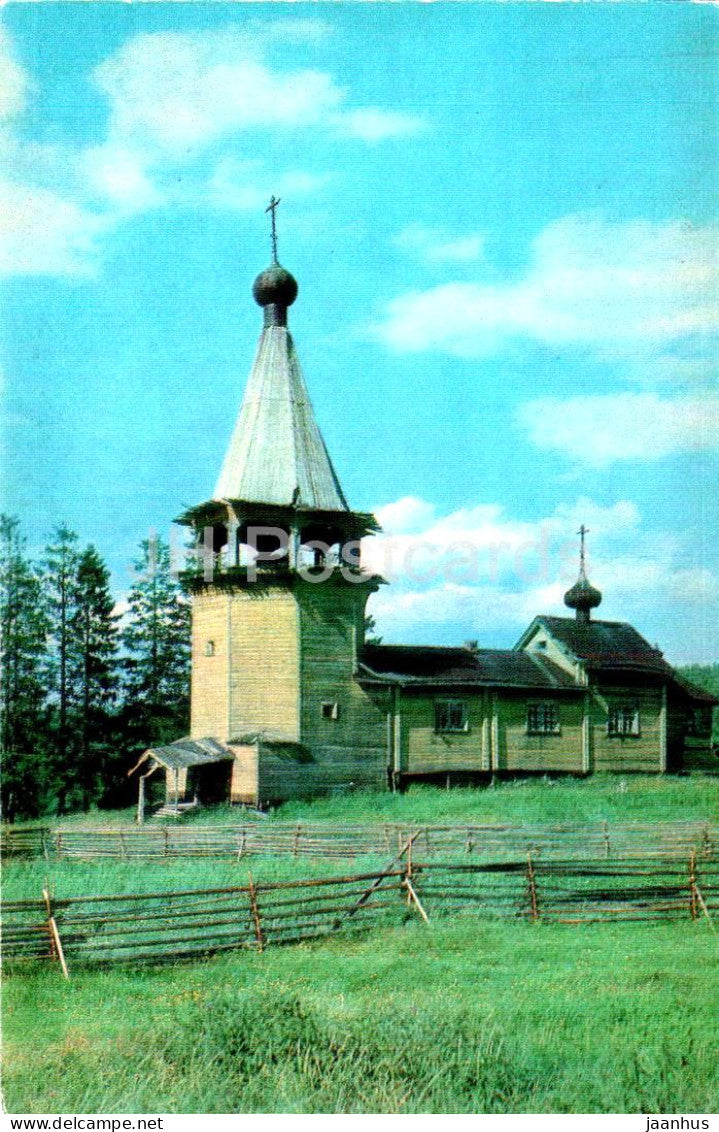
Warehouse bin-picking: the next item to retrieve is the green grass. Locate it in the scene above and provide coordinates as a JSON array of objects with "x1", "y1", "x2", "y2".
[
  {"x1": 4, "y1": 776, "x2": 718, "y2": 1114},
  {"x1": 21, "y1": 773, "x2": 719, "y2": 830},
  {"x1": 4, "y1": 918, "x2": 718, "y2": 1113},
  {"x1": 2, "y1": 853, "x2": 384, "y2": 902}
]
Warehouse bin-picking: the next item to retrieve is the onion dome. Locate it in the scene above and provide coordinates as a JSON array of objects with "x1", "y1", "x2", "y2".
[
  {"x1": 564, "y1": 571, "x2": 602, "y2": 625},
  {"x1": 252, "y1": 263, "x2": 298, "y2": 309}
]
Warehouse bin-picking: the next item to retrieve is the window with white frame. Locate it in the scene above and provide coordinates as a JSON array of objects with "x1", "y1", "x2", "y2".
[
  {"x1": 321, "y1": 701, "x2": 339, "y2": 720},
  {"x1": 435, "y1": 700, "x2": 469, "y2": 734},
  {"x1": 607, "y1": 703, "x2": 641, "y2": 737},
  {"x1": 526, "y1": 702, "x2": 560, "y2": 735}
]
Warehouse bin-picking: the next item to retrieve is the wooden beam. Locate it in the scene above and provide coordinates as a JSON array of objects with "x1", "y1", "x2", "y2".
[{"x1": 43, "y1": 888, "x2": 69, "y2": 980}]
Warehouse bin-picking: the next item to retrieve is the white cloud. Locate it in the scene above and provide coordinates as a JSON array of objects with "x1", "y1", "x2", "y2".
[
  {"x1": 364, "y1": 495, "x2": 641, "y2": 588},
  {"x1": 0, "y1": 179, "x2": 108, "y2": 276},
  {"x1": 342, "y1": 108, "x2": 425, "y2": 143},
  {"x1": 374, "y1": 496, "x2": 438, "y2": 534},
  {"x1": 362, "y1": 493, "x2": 719, "y2": 661},
  {"x1": 83, "y1": 146, "x2": 162, "y2": 212},
  {"x1": 375, "y1": 217, "x2": 719, "y2": 358},
  {"x1": 0, "y1": 23, "x2": 422, "y2": 277},
  {"x1": 518, "y1": 392, "x2": 719, "y2": 467},
  {"x1": 92, "y1": 28, "x2": 422, "y2": 156},
  {"x1": 394, "y1": 224, "x2": 486, "y2": 264},
  {"x1": 0, "y1": 29, "x2": 30, "y2": 120},
  {"x1": 207, "y1": 159, "x2": 330, "y2": 212}
]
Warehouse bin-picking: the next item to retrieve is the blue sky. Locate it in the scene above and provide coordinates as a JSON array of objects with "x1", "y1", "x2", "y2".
[{"x1": 1, "y1": 3, "x2": 718, "y2": 663}]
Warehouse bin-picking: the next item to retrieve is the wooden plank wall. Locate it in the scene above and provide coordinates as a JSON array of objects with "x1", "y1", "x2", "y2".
[
  {"x1": 589, "y1": 684, "x2": 663, "y2": 772},
  {"x1": 190, "y1": 590, "x2": 230, "y2": 739},
  {"x1": 228, "y1": 590, "x2": 300, "y2": 740},
  {"x1": 495, "y1": 693, "x2": 584, "y2": 773}
]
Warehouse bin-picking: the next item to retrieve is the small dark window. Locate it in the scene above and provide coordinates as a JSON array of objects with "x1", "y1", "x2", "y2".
[
  {"x1": 321, "y1": 702, "x2": 339, "y2": 720},
  {"x1": 607, "y1": 704, "x2": 640, "y2": 737},
  {"x1": 204, "y1": 640, "x2": 215, "y2": 657},
  {"x1": 435, "y1": 700, "x2": 469, "y2": 734},
  {"x1": 527, "y1": 702, "x2": 560, "y2": 735},
  {"x1": 686, "y1": 708, "x2": 712, "y2": 738}
]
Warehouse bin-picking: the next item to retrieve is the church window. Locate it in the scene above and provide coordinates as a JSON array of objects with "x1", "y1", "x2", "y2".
[
  {"x1": 321, "y1": 701, "x2": 339, "y2": 720},
  {"x1": 607, "y1": 704, "x2": 641, "y2": 737},
  {"x1": 686, "y1": 707, "x2": 712, "y2": 738},
  {"x1": 435, "y1": 700, "x2": 469, "y2": 734},
  {"x1": 527, "y1": 702, "x2": 560, "y2": 735},
  {"x1": 204, "y1": 641, "x2": 215, "y2": 657}
]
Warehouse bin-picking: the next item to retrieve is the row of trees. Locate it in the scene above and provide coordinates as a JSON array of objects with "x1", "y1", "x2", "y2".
[{"x1": 0, "y1": 516, "x2": 190, "y2": 819}]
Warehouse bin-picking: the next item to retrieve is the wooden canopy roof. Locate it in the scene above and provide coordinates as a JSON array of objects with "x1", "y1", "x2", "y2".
[{"x1": 128, "y1": 737, "x2": 236, "y2": 776}]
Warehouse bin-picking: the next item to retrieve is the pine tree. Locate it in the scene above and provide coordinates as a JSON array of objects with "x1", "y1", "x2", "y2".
[
  {"x1": 122, "y1": 534, "x2": 191, "y2": 752},
  {"x1": 71, "y1": 546, "x2": 119, "y2": 808},
  {"x1": 0, "y1": 516, "x2": 51, "y2": 819}
]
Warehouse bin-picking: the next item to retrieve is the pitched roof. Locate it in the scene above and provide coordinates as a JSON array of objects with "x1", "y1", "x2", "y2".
[
  {"x1": 524, "y1": 616, "x2": 717, "y2": 704},
  {"x1": 129, "y1": 737, "x2": 236, "y2": 775},
  {"x1": 358, "y1": 644, "x2": 577, "y2": 690},
  {"x1": 529, "y1": 616, "x2": 670, "y2": 674},
  {"x1": 213, "y1": 326, "x2": 349, "y2": 512}
]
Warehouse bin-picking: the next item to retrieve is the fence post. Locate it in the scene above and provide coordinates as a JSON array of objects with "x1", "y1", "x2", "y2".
[
  {"x1": 603, "y1": 820, "x2": 611, "y2": 860},
  {"x1": 527, "y1": 853, "x2": 539, "y2": 922},
  {"x1": 119, "y1": 831, "x2": 128, "y2": 861},
  {"x1": 702, "y1": 824, "x2": 712, "y2": 860},
  {"x1": 293, "y1": 822, "x2": 301, "y2": 858},
  {"x1": 164, "y1": 828, "x2": 169, "y2": 858},
  {"x1": 42, "y1": 887, "x2": 70, "y2": 980},
  {"x1": 689, "y1": 850, "x2": 698, "y2": 921},
  {"x1": 41, "y1": 831, "x2": 50, "y2": 864},
  {"x1": 248, "y1": 874, "x2": 265, "y2": 951},
  {"x1": 236, "y1": 830, "x2": 246, "y2": 860},
  {"x1": 405, "y1": 836, "x2": 414, "y2": 905}
]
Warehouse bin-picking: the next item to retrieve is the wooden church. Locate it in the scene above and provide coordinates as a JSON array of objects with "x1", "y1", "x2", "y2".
[{"x1": 133, "y1": 207, "x2": 717, "y2": 810}]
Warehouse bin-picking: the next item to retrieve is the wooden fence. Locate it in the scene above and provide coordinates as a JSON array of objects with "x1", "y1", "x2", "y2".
[
  {"x1": 13, "y1": 819, "x2": 716, "y2": 862},
  {"x1": 1, "y1": 827, "x2": 51, "y2": 858},
  {"x1": 4, "y1": 850, "x2": 716, "y2": 977}
]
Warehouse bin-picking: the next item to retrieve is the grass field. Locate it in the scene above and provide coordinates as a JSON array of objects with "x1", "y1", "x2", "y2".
[
  {"x1": 4, "y1": 777, "x2": 718, "y2": 1114},
  {"x1": 35, "y1": 772, "x2": 719, "y2": 828},
  {"x1": 4, "y1": 919, "x2": 718, "y2": 1113}
]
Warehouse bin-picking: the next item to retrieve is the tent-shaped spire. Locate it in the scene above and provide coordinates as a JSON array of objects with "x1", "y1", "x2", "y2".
[{"x1": 213, "y1": 318, "x2": 349, "y2": 511}]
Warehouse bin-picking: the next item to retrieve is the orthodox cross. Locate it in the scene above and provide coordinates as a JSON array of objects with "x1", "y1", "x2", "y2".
[
  {"x1": 577, "y1": 524, "x2": 589, "y2": 572},
  {"x1": 266, "y1": 195, "x2": 281, "y2": 263}
]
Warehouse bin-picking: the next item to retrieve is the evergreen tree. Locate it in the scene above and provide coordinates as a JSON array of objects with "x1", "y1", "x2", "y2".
[
  {"x1": 0, "y1": 515, "x2": 51, "y2": 819},
  {"x1": 364, "y1": 613, "x2": 383, "y2": 646},
  {"x1": 122, "y1": 534, "x2": 190, "y2": 752},
  {"x1": 70, "y1": 545, "x2": 119, "y2": 807},
  {"x1": 41, "y1": 525, "x2": 81, "y2": 811}
]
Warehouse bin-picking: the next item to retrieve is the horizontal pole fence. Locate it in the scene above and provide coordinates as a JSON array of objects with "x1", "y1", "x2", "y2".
[
  {"x1": 3, "y1": 853, "x2": 717, "y2": 975},
  {"x1": 2, "y1": 820, "x2": 710, "y2": 863}
]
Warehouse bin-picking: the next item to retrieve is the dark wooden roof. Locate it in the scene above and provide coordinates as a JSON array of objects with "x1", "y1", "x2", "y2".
[
  {"x1": 358, "y1": 644, "x2": 577, "y2": 690},
  {"x1": 128, "y1": 737, "x2": 236, "y2": 775},
  {"x1": 526, "y1": 616, "x2": 718, "y2": 704},
  {"x1": 532, "y1": 616, "x2": 670, "y2": 673}
]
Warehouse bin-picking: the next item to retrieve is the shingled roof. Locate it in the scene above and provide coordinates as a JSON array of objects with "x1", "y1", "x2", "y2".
[
  {"x1": 530, "y1": 616, "x2": 671, "y2": 673},
  {"x1": 129, "y1": 737, "x2": 236, "y2": 775},
  {"x1": 521, "y1": 616, "x2": 717, "y2": 704},
  {"x1": 213, "y1": 325, "x2": 349, "y2": 512},
  {"x1": 358, "y1": 644, "x2": 578, "y2": 690}
]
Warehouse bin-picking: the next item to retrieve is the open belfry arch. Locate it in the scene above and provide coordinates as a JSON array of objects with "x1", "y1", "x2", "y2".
[{"x1": 137, "y1": 200, "x2": 716, "y2": 814}]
